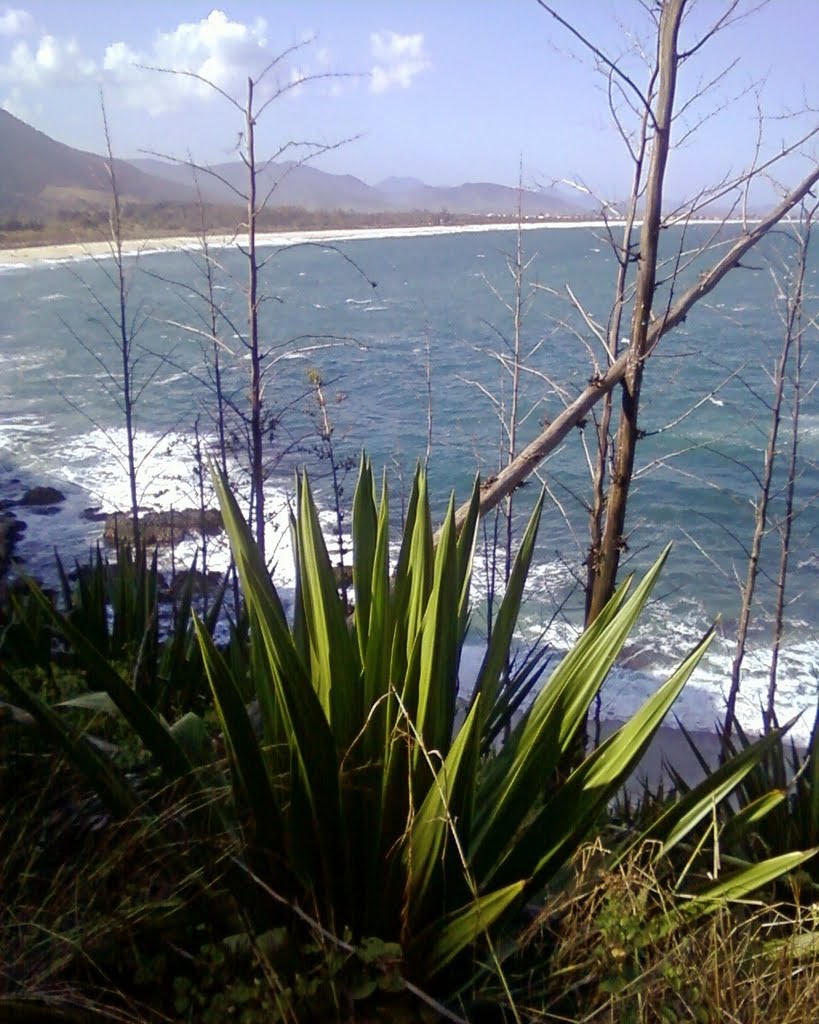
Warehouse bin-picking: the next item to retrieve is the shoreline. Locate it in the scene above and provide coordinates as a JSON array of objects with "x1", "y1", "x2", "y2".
[
  {"x1": 0, "y1": 217, "x2": 754, "y2": 268},
  {"x1": 0, "y1": 467, "x2": 803, "y2": 779}
]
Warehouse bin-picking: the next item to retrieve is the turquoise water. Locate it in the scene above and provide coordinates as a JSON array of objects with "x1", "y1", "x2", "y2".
[{"x1": 2, "y1": 225, "x2": 818, "y2": 738}]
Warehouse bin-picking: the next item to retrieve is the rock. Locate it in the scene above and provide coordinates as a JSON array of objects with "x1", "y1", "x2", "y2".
[
  {"x1": 82, "y1": 506, "x2": 108, "y2": 522},
  {"x1": 28, "y1": 505, "x2": 62, "y2": 517},
  {"x1": 20, "y1": 485, "x2": 66, "y2": 506},
  {"x1": 0, "y1": 513, "x2": 26, "y2": 578},
  {"x1": 333, "y1": 563, "x2": 354, "y2": 589},
  {"x1": 103, "y1": 507, "x2": 224, "y2": 546},
  {"x1": 167, "y1": 567, "x2": 224, "y2": 597}
]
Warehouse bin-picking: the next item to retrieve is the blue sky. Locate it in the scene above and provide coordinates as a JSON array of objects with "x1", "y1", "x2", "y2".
[{"x1": 1, "y1": 1, "x2": 817, "y2": 199}]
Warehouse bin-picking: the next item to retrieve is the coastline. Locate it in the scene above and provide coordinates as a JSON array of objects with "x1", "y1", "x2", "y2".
[
  {"x1": 0, "y1": 217, "x2": 751, "y2": 268},
  {"x1": 0, "y1": 222, "x2": 607, "y2": 267}
]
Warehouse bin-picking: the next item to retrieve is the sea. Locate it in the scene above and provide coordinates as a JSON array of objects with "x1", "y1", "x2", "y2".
[{"x1": 2, "y1": 223, "x2": 818, "y2": 742}]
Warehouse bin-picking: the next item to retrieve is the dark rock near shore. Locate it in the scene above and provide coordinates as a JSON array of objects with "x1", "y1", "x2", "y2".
[
  {"x1": 28, "y1": 505, "x2": 62, "y2": 517},
  {"x1": 20, "y1": 485, "x2": 66, "y2": 506},
  {"x1": 0, "y1": 512, "x2": 26, "y2": 578},
  {"x1": 166, "y1": 567, "x2": 224, "y2": 597},
  {"x1": 82, "y1": 506, "x2": 108, "y2": 522},
  {"x1": 103, "y1": 508, "x2": 224, "y2": 546}
]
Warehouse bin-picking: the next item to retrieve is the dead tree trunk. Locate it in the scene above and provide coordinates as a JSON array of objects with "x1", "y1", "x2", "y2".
[
  {"x1": 585, "y1": 0, "x2": 683, "y2": 623},
  {"x1": 585, "y1": 74, "x2": 656, "y2": 627},
  {"x1": 444, "y1": 161, "x2": 819, "y2": 541}
]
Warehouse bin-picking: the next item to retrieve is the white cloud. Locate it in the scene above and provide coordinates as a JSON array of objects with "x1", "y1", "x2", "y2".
[
  {"x1": 0, "y1": 7, "x2": 33, "y2": 37},
  {"x1": 103, "y1": 9, "x2": 276, "y2": 114},
  {"x1": 0, "y1": 34, "x2": 96, "y2": 84},
  {"x1": 370, "y1": 30, "x2": 429, "y2": 93},
  {"x1": 0, "y1": 10, "x2": 329, "y2": 119}
]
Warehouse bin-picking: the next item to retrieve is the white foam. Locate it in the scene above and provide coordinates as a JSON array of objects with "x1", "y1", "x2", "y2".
[{"x1": 12, "y1": 420, "x2": 818, "y2": 742}]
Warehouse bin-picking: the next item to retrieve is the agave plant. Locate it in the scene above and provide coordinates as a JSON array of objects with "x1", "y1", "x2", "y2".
[
  {"x1": 177, "y1": 459, "x2": 812, "y2": 975},
  {"x1": 664, "y1": 710, "x2": 819, "y2": 887},
  {"x1": 2, "y1": 458, "x2": 813, "y2": 992}
]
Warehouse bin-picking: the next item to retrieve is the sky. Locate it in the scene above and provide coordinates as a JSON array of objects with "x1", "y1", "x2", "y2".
[{"x1": 1, "y1": 0, "x2": 818, "y2": 200}]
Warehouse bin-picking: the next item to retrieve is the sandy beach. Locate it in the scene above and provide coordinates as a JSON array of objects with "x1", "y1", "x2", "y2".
[
  {"x1": 0, "y1": 221, "x2": 619, "y2": 268},
  {"x1": 0, "y1": 217, "x2": 762, "y2": 269}
]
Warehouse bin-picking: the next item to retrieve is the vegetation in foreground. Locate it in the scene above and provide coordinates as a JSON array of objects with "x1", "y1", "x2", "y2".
[{"x1": 2, "y1": 460, "x2": 818, "y2": 1021}]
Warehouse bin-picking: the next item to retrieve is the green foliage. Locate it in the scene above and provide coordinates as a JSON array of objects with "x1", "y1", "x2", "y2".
[
  {"x1": 504, "y1": 847, "x2": 819, "y2": 1024},
  {"x1": 167, "y1": 931, "x2": 414, "y2": 1024},
  {"x1": 669, "y1": 710, "x2": 819, "y2": 891},
  {"x1": 195, "y1": 458, "x2": 724, "y2": 980},
  {"x1": 4, "y1": 458, "x2": 811, "y2": 1007},
  {"x1": 1, "y1": 539, "x2": 228, "y2": 721}
]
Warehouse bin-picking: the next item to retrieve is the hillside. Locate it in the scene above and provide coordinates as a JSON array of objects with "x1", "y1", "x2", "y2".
[
  {"x1": 0, "y1": 109, "x2": 193, "y2": 214},
  {"x1": 132, "y1": 157, "x2": 389, "y2": 212},
  {"x1": 373, "y1": 176, "x2": 582, "y2": 216}
]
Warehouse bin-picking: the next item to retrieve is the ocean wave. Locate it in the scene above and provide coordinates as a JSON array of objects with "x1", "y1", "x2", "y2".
[{"x1": 8, "y1": 421, "x2": 817, "y2": 743}]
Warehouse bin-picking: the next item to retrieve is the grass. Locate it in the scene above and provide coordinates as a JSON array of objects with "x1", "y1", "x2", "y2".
[
  {"x1": 475, "y1": 842, "x2": 819, "y2": 1023},
  {"x1": 4, "y1": 694, "x2": 818, "y2": 1022},
  {"x1": 4, "y1": 777, "x2": 818, "y2": 1024}
]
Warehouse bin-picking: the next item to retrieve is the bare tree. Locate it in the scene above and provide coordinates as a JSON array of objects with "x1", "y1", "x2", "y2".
[
  {"x1": 101, "y1": 101, "x2": 142, "y2": 542},
  {"x1": 446, "y1": 4, "x2": 819, "y2": 586},
  {"x1": 462, "y1": 173, "x2": 541, "y2": 605},
  {"x1": 142, "y1": 43, "x2": 356, "y2": 559},
  {"x1": 718, "y1": 202, "x2": 819, "y2": 739},
  {"x1": 58, "y1": 95, "x2": 168, "y2": 545}
]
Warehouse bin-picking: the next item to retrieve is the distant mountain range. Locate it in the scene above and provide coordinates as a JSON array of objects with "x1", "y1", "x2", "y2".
[
  {"x1": 0, "y1": 109, "x2": 589, "y2": 218},
  {"x1": 130, "y1": 157, "x2": 587, "y2": 216}
]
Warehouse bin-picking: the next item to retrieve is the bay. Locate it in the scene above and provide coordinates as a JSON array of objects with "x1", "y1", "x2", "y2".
[{"x1": 2, "y1": 224, "x2": 817, "y2": 740}]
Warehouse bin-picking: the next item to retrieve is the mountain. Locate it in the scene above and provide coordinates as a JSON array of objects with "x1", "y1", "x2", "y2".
[
  {"x1": 132, "y1": 157, "x2": 588, "y2": 216},
  {"x1": 1, "y1": 110, "x2": 589, "y2": 219},
  {"x1": 130, "y1": 157, "x2": 388, "y2": 212},
  {"x1": 371, "y1": 177, "x2": 584, "y2": 216},
  {"x1": 0, "y1": 109, "x2": 193, "y2": 213}
]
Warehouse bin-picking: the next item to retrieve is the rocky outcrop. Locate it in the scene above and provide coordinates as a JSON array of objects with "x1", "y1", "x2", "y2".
[
  {"x1": 103, "y1": 508, "x2": 223, "y2": 546},
  {"x1": 20, "y1": 485, "x2": 66, "y2": 507}
]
